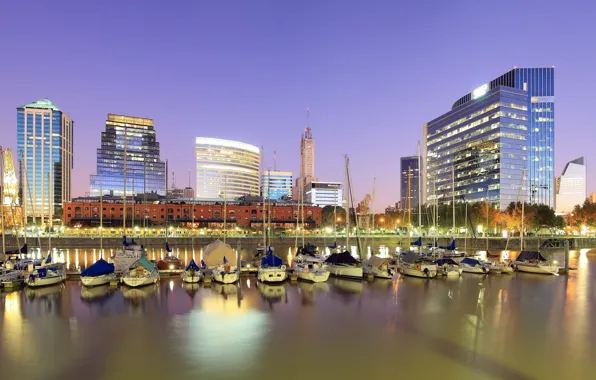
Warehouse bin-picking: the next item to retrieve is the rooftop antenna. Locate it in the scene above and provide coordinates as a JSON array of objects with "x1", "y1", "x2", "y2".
[
  {"x1": 273, "y1": 150, "x2": 277, "y2": 171},
  {"x1": 305, "y1": 108, "x2": 312, "y2": 138}
]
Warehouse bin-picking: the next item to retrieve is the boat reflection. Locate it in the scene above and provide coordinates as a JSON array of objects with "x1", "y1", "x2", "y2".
[
  {"x1": 25, "y1": 283, "x2": 64, "y2": 301},
  {"x1": 295, "y1": 281, "x2": 329, "y2": 306},
  {"x1": 80, "y1": 284, "x2": 116, "y2": 304},
  {"x1": 182, "y1": 282, "x2": 200, "y2": 299},
  {"x1": 329, "y1": 278, "x2": 363, "y2": 304},
  {"x1": 122, "y1": 283, "x2": 159, "y2": 307},
  {"x1": 257, "y1": 283, "x2": 287, "y2": 308}
]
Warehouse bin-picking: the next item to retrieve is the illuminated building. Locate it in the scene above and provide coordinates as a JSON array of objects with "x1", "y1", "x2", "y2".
[
  {"x1": 423, "y1": 68, "x2": 555, "y2": 209},
  {"x1": 261, "y1": 171, "x2": 292, "y2": 200},
  {"x1": 1, "y1": 149, "x2": 22, "y2": 227},
  {"x1": 294, "y1": 119, "x2": 318, "y2": 201},
  {"x1": 556, "y1": 157, "x2": 586, "y2": 213},
  {"x1": 400, "y1": 156, "x2": 420, "y2": 211},
  {"x1": 195, "y1": 138, "x2": 260, "y2": 200},
  {"x1": 89, "y1": 114, "x2": 167, "y2": 197},
  {"x1": 305, "y1": 181, "x2": 342, "y2": 207},
  {"x1": 17, "y1": 98, "x2": 73, "y2": 222}
]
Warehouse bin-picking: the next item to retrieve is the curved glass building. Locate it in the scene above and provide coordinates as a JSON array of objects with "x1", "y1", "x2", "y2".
[{"x1": 195, "y1": 138, "x2": 260, "y2": 200}]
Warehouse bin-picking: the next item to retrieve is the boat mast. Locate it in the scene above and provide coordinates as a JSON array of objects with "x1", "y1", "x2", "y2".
[
  {"x1": 452, "y1": 163, "x2": 455, "y2": 236},
  {"x1": 47, "y1": 171, "x2": 52, "y2": 255},
  {"x1": 345, "y1": 156, "x2": 350, "y2": 252},
  {"x1": 131, "y1": 169, "x2": 135, "y2": 230},
  {"x1": 267, "y1": 169, "x2": 271, "y2": 249},
  {"x1": 123, "y1": 124, "x2": 127, "y2": 237},
  {"x1": 143, "y1": 160, "x2": 147, "y2": 247},
  {"x1": 333, "y1": 205, "x2": 337, "y2": 246},
  {"x1": 407, "y1": 166, "x2": 411, "y2": 240},
  {"x1": 372, "y1": 176, "x2": 376, "y2": 254},
  {"x1": 521, "y1": 168, "x2": 526, "y2": 251},
  {"x1": 486, "y1": 187, "x2": 489, "y2": 252},
  {"x1": 345, "y1": 155, "x2": 363, "y2": 259},
  {"x1": 0, "y1": 146, "x2": 5, "y2": 255},
  {"x1": 301, "y1": 178, "x2": 305, "y2": 248},
  {"x1": 223, "y1": 174, "x2": 227, "y2": 245},
  {"x1": 262, "y1": 147, "x2": 267, "y2": 251},
  {"x1": 100, "y1": 171, "x2": 103, "y2": 257},
  {"x1": 417, "y1": 141, "x2": 422, "y2": 251}
]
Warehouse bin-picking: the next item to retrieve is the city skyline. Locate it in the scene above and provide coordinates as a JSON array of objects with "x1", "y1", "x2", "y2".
[{"x1": 1, "y1": 2, "x2": 595, "y2": 211}]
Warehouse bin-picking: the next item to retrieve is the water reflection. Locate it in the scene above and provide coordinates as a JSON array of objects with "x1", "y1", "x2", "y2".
[{"x1": 257, "y1": 283, "x2": 287, "y2": 308}]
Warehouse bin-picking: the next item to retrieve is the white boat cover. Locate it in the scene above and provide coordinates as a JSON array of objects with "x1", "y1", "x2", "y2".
[
  {"x1": 365, "y1": 255, "x2": 388, "y2": 268},
  {"x1": 203, "y1": 240, "x2": 237, "y2": 266}
]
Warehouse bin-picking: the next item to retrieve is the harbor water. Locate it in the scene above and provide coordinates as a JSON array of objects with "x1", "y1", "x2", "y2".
[{"x1": 1, "y1": 248, "x2": 595, "y2": 380}]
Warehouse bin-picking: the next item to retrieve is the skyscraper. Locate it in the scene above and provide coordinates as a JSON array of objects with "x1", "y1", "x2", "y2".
[
  {"x1": 17, "y1": 99, "x2": 73, "y2": 222},
  {"x1": 555, "y1": 157, "x2": 586, "y2": 213},
  {"x1": 261, "y1": 170, "x2": 293, "y2": 199},
  {"x1": 294, "y1": 117, "x2": 318, "y2": 201},
  {"x1": 400, "y1": 156, "x2": 420, "y2": 211},
  {"x1": 195, "y1": 137, "x2": 260, "y2": 200},
  {"x1": 89, "y1": 114, "x2": 166, "y2": 197},
  {"x1": 423, "y1": 67, "x2": 555, "y2": 209}
]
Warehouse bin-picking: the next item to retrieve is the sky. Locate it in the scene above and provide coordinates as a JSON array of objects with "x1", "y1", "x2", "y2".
[{"x1": 1, "y1": 0, "x2": 595, "y2": 211}]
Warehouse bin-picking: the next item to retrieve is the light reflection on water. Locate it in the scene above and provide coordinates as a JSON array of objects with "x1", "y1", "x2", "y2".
[{"x1": 0, "y1": 250, "x2": 595, "y2": 379}]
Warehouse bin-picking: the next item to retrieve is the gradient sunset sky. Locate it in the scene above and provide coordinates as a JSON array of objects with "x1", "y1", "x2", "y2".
[{"x1": 1, "y1": 1, "x2": 594, "y2": 210}]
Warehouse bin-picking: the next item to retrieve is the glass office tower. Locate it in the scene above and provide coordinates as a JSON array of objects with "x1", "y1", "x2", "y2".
[
  {"x1": 89, "y1": 114, "x2": 166, "y2": 196},
  {"x1": 423, "y1": 67, "x2": 555, "y2": 209},
  {"x1": 17, "y1": 99, "x2": 74, "y2": 222},
  {"x1": 261, "y1": 170, "x2": 293, "y2": 199},
  {"x1": 400, "y1": 156, "x2": 420, "y2": 212}
]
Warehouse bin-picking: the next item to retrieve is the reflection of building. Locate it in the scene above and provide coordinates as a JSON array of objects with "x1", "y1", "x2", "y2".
[
  {"x1": 305, "y1": 182, "x2": 342, "y2": 207},
  {"x1": 17, "y1": 99, "x2": 74, "y2": 222},
  {"x1": 423, "y1": 68, "x2": 555, "y2": 209},
  {"x1": 63, "y1": 196, "x2": 322, "y2": 228},
  {"x1": 261, "y1": 171, "x2": 292, "y2": 199},
  {"x1": 90, "y1": 114, "x2": 167, "y2": 196},
  {"x1": 294, "y1": 122, "x2": 318, "y2": 201},
  {"x1": 400, "y1": 156, "x2": 420, "y2": 211},
  {"x1": 556, "y1": 157, "x2": 586, "y2": 213},
  {"x1": 195, "y1": 138, "x2": 260, "y2": 200}
]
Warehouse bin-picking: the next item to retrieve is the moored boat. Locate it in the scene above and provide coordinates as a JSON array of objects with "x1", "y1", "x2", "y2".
[
  {"x1": 121, "y1": 256, "x2": 160, "y2": 287},
  {"x1": 181, "y1": 259, "x2": 202, "y2": 283},
  {"x1": 398, "y1": 251, "x2": 438, "y2": 278},
  {"x1": 460, "y1": 257, "x2": 490, "y2": 274},
  {"x1": 293, "y1": 244, "x2": 330, "y2": 283},
  {"x1": 513, "y1": 251, "x2": 559, "y2": 275},
  {"x1": 435, "y1": 258, "x2": 462, "y2": 277},
  {"x1": 26, "y1": 255, "x2": 66, "y2": 288},
  {"x1": 0, "y1": 267, "x2": 23, "y2": 287},
  {"x1": 80, "y1": 258, "x2": 116, "y2": 287},
  {"x1": 156, "y1": 242, "x2": 184, "y2": 272},
  {"x1": 203, "y1": 240, "x2": 239, "y2": 284},
  {"x1": 257, "y1": 248, "x2": 287, "y2": 283},
  {"x1": 325, "y1": 251, "x2": 363, "y2": 280},
  {"x1": 363, "y1": 255, "x2": 392, "y2": 279},
  {"x1": 111, "y1": 236, "x2": 144, "y2": 273}
]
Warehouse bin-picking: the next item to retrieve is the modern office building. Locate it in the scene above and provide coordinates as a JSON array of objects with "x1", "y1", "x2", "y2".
[
  {"x1": 261, "y1": 170, "x2": 292, "y2": 199},
  {"x1": 400, "y1": 156, "x2": 420, "y2": 211},
  {"x1": 17, "y1": 99, "x2": 74, "y2": 222},
  {"x1": 423, "y1": 67, "x2": 555, "y2": 209},
  {"x1": 183, "y1": 187, "x2": 195, "y2": 198},
  {"x1": 305, "y1": 181, "x2": 342, "y2": 207},
  {"x1": 195, "y1": 137, "x2": 260, "y2": 200},
  {"x1": 89, "y1": 114, "x2": 166, "y2": 197},
  {"x1": 555, "y1": 157, "x2": 586, "y2": 213},
  {"x1": 294, "y1": 122, "x2": 318, "y2": 201}
]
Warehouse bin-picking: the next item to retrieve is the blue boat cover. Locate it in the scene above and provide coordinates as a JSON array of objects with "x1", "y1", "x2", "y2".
[
  {"x1": 261, "y1": 254, "x2": 283, "y2": 267},
  {"x1": 410, "y1": 237, "x2": 422, "y2": 247},
  {"x1": 516, "y1": 251, "x2": 547, "y2": 262},
  {"x1": 38, "y1": 268, "x2": 47, "y2": 278},
  {"x1": 200, "y1": 259, "x2": 207, "y2": 269},
  {"x1": 223, "y1": 256, "x2": 228, "y2": 264},
  {"x1": 299, "y1": 244, "x2": 318, "y2": 256},
  {"x1": 461, "y1": 257, "x2": 481, "y2": 266},
  {"x1": 81, "y1": 259, "x2": 115, "y2": 277},
  {"x1": 45, "y1": 253, "x2": 52, "y2": 264},
  {"x1": 435, "y1": 258, "x2": 457, "y2": 266},
  {"x1": 185, "y1": 259, "x2": 200, "y2": 271},
  {"x1": 439, "y1": 240, "x2": 456, "y2": 250},
  {"x1": 328, "y1": 241, "x2": 337, "y2": 249},
  {"x1": 122, "y1": 236, "x2": 130, "y2": 246},
  {"x1": 166, "y1": 242, "x2": 172, "y2": 252}
]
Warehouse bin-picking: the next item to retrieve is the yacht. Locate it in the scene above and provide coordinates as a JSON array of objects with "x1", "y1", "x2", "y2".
[
  {"x1": 203, "y1": 240, "x2": 239, "y2": 284},
  {"x1": 435, "y1": 258, "x2": 463, "y2": 277},
  {"x1": 257, "y1": 248, "x2": 288, "y2": 283},
  {"x1": 363, "y1": 255, "x2": 392, "y2": 279},
  {"x1": 460, "y1": 257, "x2": 490, "y2": 274},
  {"x1": 325, "y1": 251, "x2": 363, "y2": 280},
  {"x1": 292, "y1": 245, "x2": 330, "y2": 283},
  {"x1": 155, "y1": 242, "x2": 184, "y2": 273},
  {"x1": 80, "y1": 258, "x2": 116, "y2": 287},
  {"x1": 0, "y1": 267, "x2": 23, "y2": 287},
  {"x1": 26, "y1": 255, "x2": 66, "y2": 287},
  {"x1": 111, "y1": 236, "x2": 144, "y2": 273},
  {"x1": 513, "y1": 251, "x2": 559, "y2": 275},
  {"x1": 398, "y1": 251, "x2": 438, "y2": 278},
  {"x1": 181, "y1": 258, "x2": 202, "y2": 283},
  {"x1": 121, "y1": 256, "x2": 160, "y2": 287}
]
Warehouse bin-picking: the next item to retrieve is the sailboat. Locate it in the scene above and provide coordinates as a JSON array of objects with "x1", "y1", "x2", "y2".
[
  {"x1": 203, "y1": 240, "x2": 239, "y2": 284},
  {"x1": 25, "y1": 253, "x2": 66, "y2": 287},
  {"x1": 513, "y1": 251, "x2": 559, "y2": 275},
  {"x1": 460, "y1": 257, "x2": 490, "y2": 274},
  {"x1": 258, "y1": 247, "x2": 288, "y2": 283},
  {"x1": 80, "y1": 258, "x2": 116, "y2": 287},
  {"x1": 398, "y1": 250, "x2": 438, "y2": 278},
  {"x1": 292, "y1": 244, "x2": 330, "y2": 283},
  {"x1": 111, "y1": 236, "x2": 144, "y2": 273},
  {"x1": 0, "y1": 266, "x2": 23, "y2": 287},
  {"x1": 363, "y1": 255, "x2": 392, "y2": 279},
  {"x1": 434, "y1": 257, "x2": 462, "y2": 277},
  {"x1": 325, "y1": 155, "x2": 363, "y2": 280},
  {"x1": 121, "y1": 254, "x2": 160, "y2": 287},
  {"x1": 181, "y1": 258, "x2": 202, "y2": 283},
  {"x1": 155, "y1": 241, "x2": 184, "y2": 272}
]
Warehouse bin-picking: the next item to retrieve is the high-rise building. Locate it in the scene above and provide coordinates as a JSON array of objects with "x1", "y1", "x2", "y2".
[
  {"x1": 195, "y1": 137, "x2": 260, "y2": 200},
  {"x1": 294, "y1": 121, "x2": 318, "y2": 201},
  {"x1": 400, "y1": 156, "x2": 420, "y2": 211},
  {"x1": 183, "y1": 187, "x2": 195, "y2": 198},
  {"x1": 17, "y1": 99, "x2": 74, "y2": 222},
  {"x1": 261, "y1": 170, "x2": 293, "y2": 199},
  {"x1": 90, "y1": 114, "x2": 166, "y2": 197},
  {"x1": 423, "y1": 67, "x2": 555, "y2": 209},
  {"x1": 555, "y1": 157, "x2": 586, "y2": 213},
  {"x1": 305, "y1": 182, "x2": 342, "y2": 207}
]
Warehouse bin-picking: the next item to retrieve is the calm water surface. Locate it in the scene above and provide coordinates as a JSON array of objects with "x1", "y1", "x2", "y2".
[{"x1": 1, "y1": 249, "x2": 595, "y2": 380}]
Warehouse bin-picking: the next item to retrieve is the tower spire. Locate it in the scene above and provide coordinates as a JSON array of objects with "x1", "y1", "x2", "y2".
[{"x1": 305, "y1": 108, "x2": 312, "y2": 138}]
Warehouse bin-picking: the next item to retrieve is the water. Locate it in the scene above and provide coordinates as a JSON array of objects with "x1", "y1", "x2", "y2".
[{"x1": 1, "y1": 249, "x2": 595, "y2": 380}]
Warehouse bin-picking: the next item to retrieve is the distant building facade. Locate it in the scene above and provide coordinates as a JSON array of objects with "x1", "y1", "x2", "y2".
[
  {"x1": 89, "y1": 114, "x2": 166, "y2": 197},
  {"x1": 183, "y1": 187, "x2": 195, "y2": 198},
  {"x1": 17, "y1": 99, "x2": 74, "y2": 222},
  {"x1": 195, "y1": 137, "x2": 260, "y2": 200},
  {"x1": 294, "y1": 124, "x2": 318, "y2": 201},
  {"x1": 261, "y1": 170, "x2": 292, "y2": 199},
  {"x1": 305, "y1": 181, "x2": 342, "y2": 207},
  {"x1": 400, "y1": 156, "x2": 420, "y2": 211},
  {"x1": 424, "y1": 68, "x2": 555, "y2": 210},
  {"x1": 556, "y1": 157, "x2": 586, "y2": 213}
]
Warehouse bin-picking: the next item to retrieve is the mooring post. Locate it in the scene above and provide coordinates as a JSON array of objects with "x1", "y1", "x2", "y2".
[{"x1": 564, "y1": 240, "x2": 570, "y2": 272}]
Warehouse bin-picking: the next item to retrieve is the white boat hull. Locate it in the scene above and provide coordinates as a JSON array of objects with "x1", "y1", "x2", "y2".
[
  {"x1": 363, "y1": 265, "x2": 392, "y2": 279},
  {"x1": 296, "y1": 269, "x2": 330, "y2": 283},
  {"x1": 181, "y1": 271, "x2": 202, "y2": 283},
  {"x1": 212, "y1": 270, "x2": 239, "y2": 284},
  {"x1": 81, "y1": 273, "x2": 117, "y2": 287},
  {"x1": 26, "y1": 274, "x2": 66, "y2": 287},
  {"x1": 461, "y1": 265, "x2": 488, "y2": 274},
  {"x1": 121, "y1": 273, "x2": 159, "y2": 287},
  {"x1": 399, "y1": 262, "x2": 438, "y2": 278},
  {"x1": 327, "y1": 264, "x2": 363, "y2": 280},
  {"x1": 515, "y1": 263, "x2": 559, "y2": 275},
  {"x1": 257, "y1": 267, "x2": 288, "y2": 283}
]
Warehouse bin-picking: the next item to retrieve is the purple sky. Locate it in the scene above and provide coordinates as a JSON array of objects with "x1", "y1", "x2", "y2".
[{"x1": 1, "y1": 1, "x2": 594, "y2": 211}]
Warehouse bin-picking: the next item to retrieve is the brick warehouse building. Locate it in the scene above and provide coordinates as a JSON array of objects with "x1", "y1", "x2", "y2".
[{"x1": 63, "y1": 195, "x2": 322, "y2": 229}]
